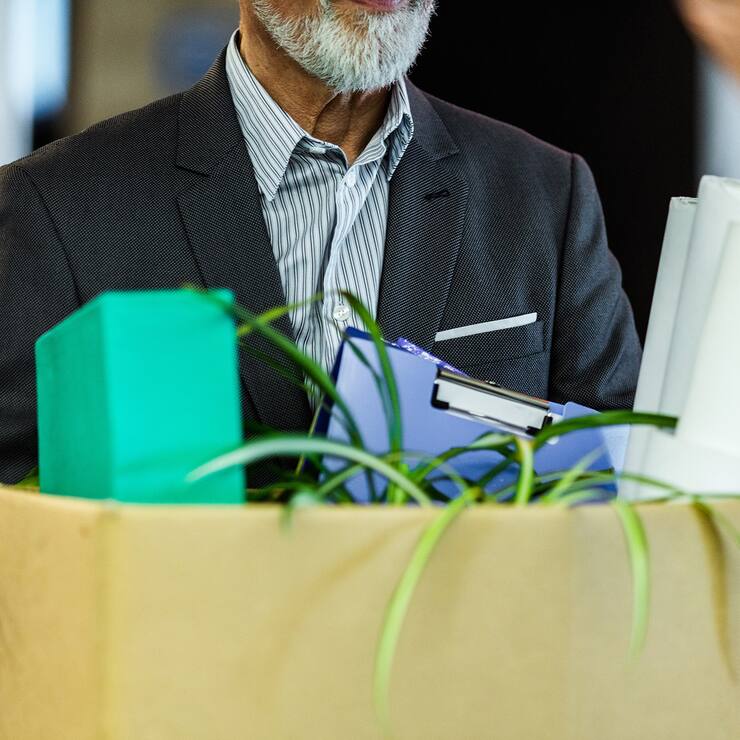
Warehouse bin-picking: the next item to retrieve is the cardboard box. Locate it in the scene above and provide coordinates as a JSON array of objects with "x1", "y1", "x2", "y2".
[{"x1": 0, "y1": 485, "x2": 738, "y2": 739}]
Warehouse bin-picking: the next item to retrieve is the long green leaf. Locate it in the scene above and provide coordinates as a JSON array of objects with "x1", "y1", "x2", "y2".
[
  {"x1": 188, "y1": 287, "x2": 364, "y2": 447},
  {"x1": 344, "y1": 338, "x2": 393, "y2": 432},
  {"x1": 514, "y1": 437, "x2": 535, "y2": 506},
  {"x1": 692, "y1": 499, "x2": 740, "y2": 549},
  {"x1": 409, "y1": 432, "x2": 514, "y2": 485},
  {"x1": 551, "y1": 488, "x2": 607, "y2": 507},
  {"x1": 611, "y1": 501, "x2": 650, "y2": 659},
  {"x1": 13, "y1": 468, "x2": 40, "y2": 490},
  {"x1": 340, "y1": 293, "x2": 404, "y2": 503},
  {"x1": 539, "y1": 447, "x2": 606, "y2": 504},
  {"x1": 475, "y1": 451, "x2": 519, "y2": 490},
  {"x1": 341, "y1": 293, "x2": 402, "y2": 449},
  {"x1": 188, "y1": 435, "x2": 432, "y2": 507},
  {"x1": 280, "y1": 490, "x2": 325, "y2": 531},
  {"x1": 236, "y1": 294, "x2": 323, "y2": 337},
  {"x1": 341, "y1": 338, "x2": 399, "y2": 502},
  {"x1": 534, "y1": 410, "x2": 677, "y2": 450},
  {"x1": 374, "y1": 488, "x2": 479, "y2": 734},
  {"x1": 316, "y1": 450, "x2": 470, "y2": 503}
]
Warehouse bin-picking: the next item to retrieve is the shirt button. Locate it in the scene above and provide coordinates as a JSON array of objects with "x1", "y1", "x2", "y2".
[
  {"x1": 345, "y1": 169, "x2": 357, "y2": 188},
  {"x1": 308, "y1": 144, "x2": 327, "y2": 155},
  {"x1": 332, "y1": 303, "x2": 351, "y2": 322}
]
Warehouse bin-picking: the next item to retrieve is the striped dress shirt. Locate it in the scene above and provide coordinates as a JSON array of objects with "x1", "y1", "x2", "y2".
[{"x1": 224, "y1": 32, "x2": 414, "y2": 385}]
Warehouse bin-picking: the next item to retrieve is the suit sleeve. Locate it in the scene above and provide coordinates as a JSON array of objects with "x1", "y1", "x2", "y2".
[
  {"x1": 0, "y1": 164, "x2": 79, "y2": 483},
  {"x1": 548, "y1": 154, "x2": 642, "y2": 410}
]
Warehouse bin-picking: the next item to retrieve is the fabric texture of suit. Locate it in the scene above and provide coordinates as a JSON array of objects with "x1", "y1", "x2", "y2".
[{"x1": 0, "y1": 49, "x2": 642, "y2": 486}]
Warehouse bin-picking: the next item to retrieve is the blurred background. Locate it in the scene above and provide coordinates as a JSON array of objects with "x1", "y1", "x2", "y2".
[{"x1": 1, "y1": 0, "x2": 738, "y2": 339}]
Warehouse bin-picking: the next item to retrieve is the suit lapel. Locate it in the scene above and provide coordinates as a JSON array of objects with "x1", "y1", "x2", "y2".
[
  {"x1": 176, "y1": 51, "x2": 312, "y2": 432},
  {"x1": 377, "y1": 83, "x2": 469, "y2": 349}
]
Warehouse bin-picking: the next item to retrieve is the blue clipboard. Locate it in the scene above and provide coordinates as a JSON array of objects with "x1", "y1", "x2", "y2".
[{"x1": 317, "y1": 329, "x2": 627, "y2": 502}]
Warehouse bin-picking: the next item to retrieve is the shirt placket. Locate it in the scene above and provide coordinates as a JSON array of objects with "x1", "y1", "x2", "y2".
[
  {"x1": 320, "y1": 162, "x2": 366, "y2": 367},
  {"x1": 322, "y1": 143, "x2": 389, "y2": 362}
]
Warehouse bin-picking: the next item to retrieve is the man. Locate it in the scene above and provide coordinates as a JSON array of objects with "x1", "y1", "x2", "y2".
[{"x1": 0, "y1": 0, "x2": 641, "y2": 486}]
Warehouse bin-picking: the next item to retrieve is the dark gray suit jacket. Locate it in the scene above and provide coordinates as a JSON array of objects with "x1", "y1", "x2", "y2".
[{"x1": 0, "y1": 50, "x2": 641, "y2": 485}]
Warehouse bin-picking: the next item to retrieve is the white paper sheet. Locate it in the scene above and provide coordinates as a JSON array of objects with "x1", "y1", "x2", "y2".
[
  {"x1": 659, "y1": 177, "x2": 740, "y2": 417},
  {"x1": 620, "y1": 198, "x2": 696, "y2": 498},
  {"x1": 679, "y1": 222, "x2": 740, "y2": 458},
  {"x1": 634, "y1": 198, "x2": 697, "y2": 413}
]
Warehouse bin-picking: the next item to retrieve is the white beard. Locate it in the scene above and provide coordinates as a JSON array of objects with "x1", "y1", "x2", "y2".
[{"x1": 251, "y1": 0, "x2": 437, "y2": 93}]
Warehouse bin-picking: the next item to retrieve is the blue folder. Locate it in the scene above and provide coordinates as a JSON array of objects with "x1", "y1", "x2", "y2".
[{"x1": 319, "y1": 329, "x2": 627, "y2": 501}]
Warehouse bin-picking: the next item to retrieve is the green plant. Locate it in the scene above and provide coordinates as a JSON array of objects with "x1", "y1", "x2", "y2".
[{"x1": 185, "y1": 288, "x2": 740, "y2": 735}]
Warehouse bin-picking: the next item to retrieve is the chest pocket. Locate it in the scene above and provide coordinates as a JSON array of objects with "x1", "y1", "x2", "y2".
[{"x1": 431, "y1": 319, "x2": 545, "y2": 371}]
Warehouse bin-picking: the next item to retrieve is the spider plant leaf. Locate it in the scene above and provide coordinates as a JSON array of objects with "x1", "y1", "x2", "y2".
[
  {"x1": 305, "y1": 393, "x2": 381, "y2": 501},
  {"x1": 186, "y1": 287, "x2": 364, "y2": 447},
  {"x1": 280, "y1": 490, "x2": 325, "y2": 531},
  {"x1": 533, "y1": 410, "x2": 677, "y2": 450},
  {"x1": 539, "y1": 447, "x2": 606, "y2": 504},
  {"x1": 611, "y1": 470, "x2": 682, "y2": 499},
  {"x1": 342, "y1": 337, "x2": 403, "y2": 502},
  {"x1": 14, "y1": 468, "x2": 40, "y2": 490},
  {"x1": 296, "y1": 450, "x2": 469, "y2": 504},
  {"x1": 409, "y1": 432, "x2": 514, "y2": 486},
  {"x1": 314, "y1": 464, "x2": 367, "y2": 500},
  {"x1": 344, "y1": 337, "x2": 389, "y2": 417},
  {"x1": 374, "y1": 488, "x2": 479, "y2": 734},
  {"x1": 189, "y1": 435, "x2": 432, "y2": 507},
  {"x1": 340, "y1": 292, "x2": 403, "y2": 456},
  {"x1": 692, "y1": 499, "x2": 740, "y2": 549},
  {"x1": 402, "y1": 450, "x2": 482, "y2": 497},
  {"x1": 563, "y1": 469, "x2": 681, "y2": 503},
  {"x1": 551, "y1": 488, "x2": 608, "y2": 507},
  {"x1": 688, "y1": 499, "x2": 737, "y2": 680},
  {"x1": 611, "y1": 500, "x2": 650, "y2": 659},
  {"x1": 486, "y1": 465, "x2": 587, "y2": 503},
  {"x1": 475, "y1": 449, "x2": 518, "y2": 489},
  {"x1": 514, "y1": 437, "x2": 535, "y2": 506},
  {"x1": 236, "y1": 294, "x2": 323, "y2": 337}
]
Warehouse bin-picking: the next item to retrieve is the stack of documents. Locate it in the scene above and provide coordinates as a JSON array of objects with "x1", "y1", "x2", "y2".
[{"x1": 621, "y1": 177, "x2": 740, "y2": 498}]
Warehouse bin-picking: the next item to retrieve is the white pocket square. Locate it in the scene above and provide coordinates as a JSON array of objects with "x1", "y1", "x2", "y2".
[{"x1": 435, "y1": 313, "x2": 538, "y2": 342}]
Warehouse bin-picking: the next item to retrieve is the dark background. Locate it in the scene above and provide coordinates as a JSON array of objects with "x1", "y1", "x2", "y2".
[{"x1": 409, "y1": 1, "x2": 697, "y2": 339}]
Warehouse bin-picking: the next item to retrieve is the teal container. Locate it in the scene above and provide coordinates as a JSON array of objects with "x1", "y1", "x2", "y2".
[{"x1": 35, "y1": 290, "x2": 244, "y2": 503}]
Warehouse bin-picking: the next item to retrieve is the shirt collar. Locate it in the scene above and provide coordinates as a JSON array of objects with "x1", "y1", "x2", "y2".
[
  {"x1": 225, "y1": 30, "x2": 414, "y2": 201},
  {"x1": 378, "y1": 76, "x2": 414, "y2": 181}
]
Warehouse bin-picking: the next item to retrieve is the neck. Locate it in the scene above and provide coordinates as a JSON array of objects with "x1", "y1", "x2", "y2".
[{"x1": 238, "y1": 12, "x2": 391, "y2": 165}]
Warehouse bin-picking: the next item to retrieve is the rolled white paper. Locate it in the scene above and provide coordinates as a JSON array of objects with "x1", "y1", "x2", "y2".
[
  {"x1": 619, "y1": 198, "x2": 696, "y2": 499},
  {"x1": 634, "y1": 198, "x2": 697, "y2": 413},
  {"x1": 660, "y1": 176, "x2": 740, "y2": 417},
  {"x1": 679, "y1": 222, "x2": 740, "y2": 459}
]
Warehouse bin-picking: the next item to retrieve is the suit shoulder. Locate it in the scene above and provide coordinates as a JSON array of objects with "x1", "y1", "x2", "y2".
[
  {"x1": 420, "y1": 89, "x2": 573, "y2": 172},
  {"x1": 7, "y1": 93, "x2": 183, "y2": 186}
]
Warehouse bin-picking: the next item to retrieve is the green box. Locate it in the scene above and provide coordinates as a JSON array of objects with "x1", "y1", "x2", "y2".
[{"x1": 35, "y1": 290, "x2": 244, "y2": 503}]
